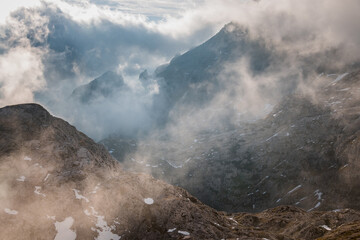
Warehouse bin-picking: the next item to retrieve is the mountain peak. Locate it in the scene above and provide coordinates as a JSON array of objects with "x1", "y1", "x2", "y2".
[
  {"x1": 71, "y1": 71, "x2": 126, "y2": 103},
  {"x1": 222, "y1": 22, "x2": 247, "y2": 35}
]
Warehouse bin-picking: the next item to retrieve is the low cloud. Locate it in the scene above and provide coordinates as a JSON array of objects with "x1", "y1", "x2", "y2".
[
  {"x1": 1, "y1": 0, "x2": 360, "y2": 140},
  {"x1": 0, "y1": 47, "x2": 46, "y2": 106}
]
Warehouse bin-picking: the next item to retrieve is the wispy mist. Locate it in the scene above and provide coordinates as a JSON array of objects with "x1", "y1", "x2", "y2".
[{"x1": 1, "y1": 0, "x2": 360, "y2": 140}]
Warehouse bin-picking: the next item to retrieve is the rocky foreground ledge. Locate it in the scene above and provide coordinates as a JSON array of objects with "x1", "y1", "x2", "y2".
[{"x1": 0, "y1": 104, "x2": 359, "y2": 239}]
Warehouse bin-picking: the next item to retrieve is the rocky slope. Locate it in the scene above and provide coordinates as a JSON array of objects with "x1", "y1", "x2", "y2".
[
  {"x1": 102, "y1": 69, "x2": 360, "y2": 214},
  {"x1": 2, "y1": 104, "x2": 360, "y2": 239},
  {"x1": 0, "y1": 104, "x2": 233, "y2": 239}
]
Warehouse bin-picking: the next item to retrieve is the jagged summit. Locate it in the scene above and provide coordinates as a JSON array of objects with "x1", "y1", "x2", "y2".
[
  {"x1": 0, "y1": 103, "x2": 50, "y2": 122},
  {"x1": 71, "y1": 71, "x2": 127, "y2": 103},
  {"x1": 150, "y1": 22, "x2": 272, "y2": 124}
]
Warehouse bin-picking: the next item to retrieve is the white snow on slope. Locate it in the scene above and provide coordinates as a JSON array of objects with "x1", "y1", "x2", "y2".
[
  {"x1": 314, "y1": 189, "x2": 323, "y2": 201},
  {"x1": 167, "y1": 228, "x2": 176, "y2": 232},
  {"x1": 95, "y1": 216, "x2": 121, "y2": 240},
  {"x1": 144, "y1": 198, "x2": 154, "y2": 205},
  {"x1": 4, "y1": 208, "x2": 18, "y2": 215},
  {"x1": 340, "y1": 164, "x2": 349, "y2": 170},
  {"x1": 339, "y1": 88, "x2": 350, "y2": 91},
  {"x1": 295, "y1": 196, "x2": 307, "y2": 205},
  {"x1": 266, "y1": 132, "x2": 279, "y2": 142},
  {"x1": 44, "y1": 173, "x2": 50, "y2": 181},
  {"x1": 332, "y1": 73, "x2": 349, "y2": 84},
  {"x1": 54, "y1": 217, "x2": 77, "y2": 240},
  {"x1": 308, "y1": 202, "x2": 321, "y2": 212},
  {"x1": 166, "y1": 160, "x2": 183, "y2": 168},
  {"x1": 321, "y1": 225, "x2": 332, "y2": 231},
  {"x1": 24, "y1": 156, "x2": 32, "y2": 161},
  {"x1": 34, "y1": 186, "x2": 46, "y2": 197},
  {"x1": 73, "y1": 189, "x2": 90, "y2": 202},
  {"x1": 228, "y1": 217, "x2": 239, "y2": 224},
  {"x1": 87, "y1": 207, "x2": 121, "y2": 240},
  {"x1": 178, "y1": 230, "x2": 190, "y2": 236},
  {"x1": 90, "y1": 184, "x2": 100, "y2": 194},
  {"x1": 16, "y1": 176, "x2": 25, "y2": 182},
  {"x1": 287, "y1": 185, "x2": 302, "y2": 195}
]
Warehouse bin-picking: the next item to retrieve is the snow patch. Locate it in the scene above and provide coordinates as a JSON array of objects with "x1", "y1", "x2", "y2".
[
  {"x1": 16, "y1": 176, "x2": 25, "y2": 182},
  {"x1": 228, "y1": 217, "x2": 239, "y2": 224},
  {"x1": 144, "y1": 198, "x2": 154, "y2": 205},
  {"x1": 90, "y1": 184, "x2": 100, "y2": 194},
  {"x1": 339, "y1": 87, "x2": 350, "y2": 91},
  {"x1": 273, "y1": 110, "x2": 283, "y2": 117},
  {"x1": 44, "y1": 173, "x2": 50, "y2": 182},
  {"x1": 340, "y1": 164, "x2": 349, "y2": 170},
  {"x1": 54, "y1": 217, "x2": 76, "y2": 240},
  {"x1": 314, "y1": 190, "x2": 323, "y2": 201},
  {"x1": 166, "y1": 160, "x2": 183, "y2": 169},
  {"x1": 287, "y1": 185, "x2": 302, "y2": 195},
  {"x1": 87, "y1": 207, "x2": 121, "y2": 240},
  {"x1": 308, "y1": 202, "x2": 321, "y2": 212},
  {"x1": 4, "y1": 208, "x2": 18, "y2": 215},
  {"x1": 321, "y1": 225, "x2": 331, "y2": 231},
  {"x1": 332, "y1": 73, "x2": 349, "y2": 84},
  {"x1": 178, "y1": 230, "x2": 190, "y2": 236},
  {"x1": 95, "y1": 216, "x2": 121, "y2": 240},
  {"x1": 34, "y1": 186, "x2": 46, "y2": 197},
  {"x1": 266, "y1": 132, "x2": 279, "y2": 142},
  {"x1": 72, "y1": 189, "x2": 90, "y2": 202},
  {"x1": 213, "y1": 222, "x2": 221, "y2": 227},
  {"x1": 167, "y1": 228, "x2": 176, "y2": 232},
  {"x1": 24, "y1": 156, "x2": 32, "y2": 161}
]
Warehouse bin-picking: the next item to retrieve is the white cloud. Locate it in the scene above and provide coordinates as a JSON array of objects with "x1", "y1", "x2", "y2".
[
  {"x1": 0, "y1": 0, "x2": 41, "y2": 24},
  {"x1": 0, "y1": 47, "x2": 46, "y2": 106}
]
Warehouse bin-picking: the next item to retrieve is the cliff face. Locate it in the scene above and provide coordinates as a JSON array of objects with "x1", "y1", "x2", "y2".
[{"x1": 1, "y1": 103, "x2": 360, "y2": 240}]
